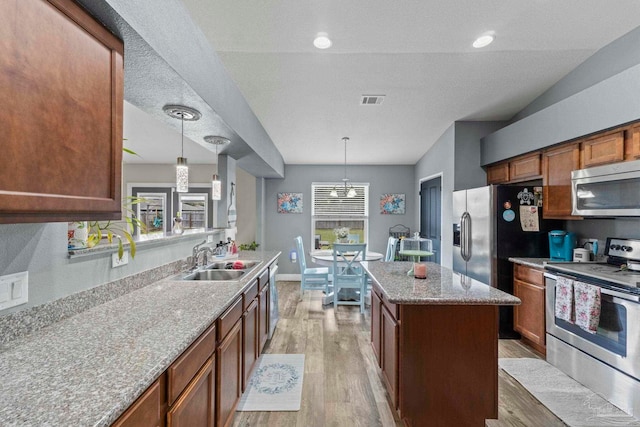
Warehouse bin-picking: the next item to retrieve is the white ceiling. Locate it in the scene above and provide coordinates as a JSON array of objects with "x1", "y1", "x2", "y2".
[{"x1": 125, "y1": 1, "x2": 640, "y2": 166}]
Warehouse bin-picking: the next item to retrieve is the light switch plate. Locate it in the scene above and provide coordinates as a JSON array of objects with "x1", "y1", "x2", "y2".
[
  {"x1": 0, "y1": 271, "x2": 28, "y2": 311},
  {"x1": 112, "y1": 251, "x2": 129, "y2": 268}
]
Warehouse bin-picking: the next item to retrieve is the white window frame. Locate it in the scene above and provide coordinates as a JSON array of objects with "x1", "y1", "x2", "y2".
[{"x1": 311, "y1": 182, "x2": 369, "y2": 248}]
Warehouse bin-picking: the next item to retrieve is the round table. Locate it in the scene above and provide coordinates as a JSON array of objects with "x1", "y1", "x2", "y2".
[
  {"x1": 399, "y1": 250, "x2": 434, "y2": 275},
  {"x1": 309, "y1": 250, "x2": 383, "y2": 305},
  {"x1": 310, "y1": 250, "x2": 384, "y2": 266}
]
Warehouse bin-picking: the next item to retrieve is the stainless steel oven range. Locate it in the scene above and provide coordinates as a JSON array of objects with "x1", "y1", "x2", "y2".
[{"x1": 545, "y1": 237, "x2": 640, "y2": 417}]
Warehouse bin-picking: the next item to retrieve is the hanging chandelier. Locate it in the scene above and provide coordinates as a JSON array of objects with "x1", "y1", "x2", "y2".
[
  {"x1": 163, "y1": 105, "x2": 201, "y2": 193},
  {"x1": 330, "y1": 137, "x2": 357, "y2": 198}
]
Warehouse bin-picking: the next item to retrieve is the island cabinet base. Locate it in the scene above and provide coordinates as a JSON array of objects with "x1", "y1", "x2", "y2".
[{"x1": 398, "y1": 304, "x2": 499, "y2": 427}]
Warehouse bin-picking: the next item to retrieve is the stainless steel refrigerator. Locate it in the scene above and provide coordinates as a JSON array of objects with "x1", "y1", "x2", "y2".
[{"x1": 452, "y1": 185, "x2": 560, "y2": 338}]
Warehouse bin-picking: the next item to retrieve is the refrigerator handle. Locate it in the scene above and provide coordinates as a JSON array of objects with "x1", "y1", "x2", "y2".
[{"x1": 461, "y1": 212, "x2": 471, "y2": 262}]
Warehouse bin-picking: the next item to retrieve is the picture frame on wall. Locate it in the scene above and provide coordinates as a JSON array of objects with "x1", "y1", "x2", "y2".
[
  {"x1": 277, "y1": 192, "x2": 303, "y2": 213},
  {"x1": 380, "y1": 193, "x2": 405, "y2": 214}
]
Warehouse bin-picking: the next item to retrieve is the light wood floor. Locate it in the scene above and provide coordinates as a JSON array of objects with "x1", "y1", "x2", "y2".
[{"x1": 233, "y1": 281, "x2": 566, "y2": 427}]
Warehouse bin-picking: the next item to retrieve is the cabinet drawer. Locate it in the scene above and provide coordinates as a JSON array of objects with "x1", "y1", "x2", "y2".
[
  {"x1": 243, "y1": 280, "x2": 258, "y2": 311},
  {"x1": 167, "y1": 323, "x2": 216, "y2": 405},
  {"x1": 259, "y1": 268, "x2": 270, "y2": 291},
  {"x1": 218, "y1": 297, "x2": 243, "y2": 341},
  {"x1": 513, "y1": 264, "x2": 544, "y2": 287}
]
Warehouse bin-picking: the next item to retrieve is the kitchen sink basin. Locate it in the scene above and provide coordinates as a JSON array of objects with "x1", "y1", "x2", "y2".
[
  {"x1": 204, "y1": 260, "x2": 261, "y2": 270},
  {"x1": 177, "y1": 269, "x2": 246, "y2": 281}
]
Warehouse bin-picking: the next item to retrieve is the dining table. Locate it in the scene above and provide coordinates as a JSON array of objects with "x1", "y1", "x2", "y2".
[{"x1": 309, "y1": 249, "x2": 384, "y2": 305}]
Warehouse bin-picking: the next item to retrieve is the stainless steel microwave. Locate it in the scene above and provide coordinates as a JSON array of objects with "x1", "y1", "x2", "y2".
[{"x1": 572, "y1": 159, "x2": 640, "y2": 216}]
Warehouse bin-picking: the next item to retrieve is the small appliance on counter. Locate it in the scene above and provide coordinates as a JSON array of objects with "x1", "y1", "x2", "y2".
[
  {"x1": 572, "y1": 248, "x2": 590, "y2": 262},
  {"x1": 549, "y1": 230, "x2": 576, "y2": 261}
]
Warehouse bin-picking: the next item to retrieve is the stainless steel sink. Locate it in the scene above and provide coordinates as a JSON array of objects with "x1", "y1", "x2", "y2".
[
  {"x1": 204, "y1": 260, "x2": 261, "y2": 270},
  {"x1": 177, "y1": 269, "x2": 246, "y2": 281}
]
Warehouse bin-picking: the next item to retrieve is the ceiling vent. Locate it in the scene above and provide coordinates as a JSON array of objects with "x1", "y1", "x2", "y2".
[{"x1": 361, "y1": 95, "x2": 385, "y2": 105}]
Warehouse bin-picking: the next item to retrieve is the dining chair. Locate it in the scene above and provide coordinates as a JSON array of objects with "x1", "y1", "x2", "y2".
[
  {"x1": 332, "y1": 243, "x2": 368, "y2": 313},
  {"x1": 295, "y1": 236, "x2": 330, "y2": 297},
  {"x1": 385, "y1": 236, "x2": 398, "y2": 261},
  {"x1": 347, "y1": 233, "x2": 360, "y2": 243}
]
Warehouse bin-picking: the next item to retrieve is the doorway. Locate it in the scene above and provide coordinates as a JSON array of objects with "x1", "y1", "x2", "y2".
[{"x1": 420, "y1": 176, "x2": 441, "y2": 264}]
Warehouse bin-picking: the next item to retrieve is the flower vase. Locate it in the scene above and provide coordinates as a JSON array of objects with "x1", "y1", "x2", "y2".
[{"x1": 337, "y1": 238, "x2": 348, "y2": 244}]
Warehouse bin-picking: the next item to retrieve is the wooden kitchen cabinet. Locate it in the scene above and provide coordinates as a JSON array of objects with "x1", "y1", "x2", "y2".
[
  {"x1": 0, "y1": 0, "x2": 124, "y2": 223},
  {"x1": 486, "y1": 162, "x2": 510, "y2": 184},
  {"x1": 513, "y1": 264, "x2": 546, "y2": 354},
  {"x1": 630, "y1": 124, "x2": 640, "y2": 159},
  {"x1": 371, "y1": 283, "x2": 399, "y2": 409},
  {"x1": 167, "y1": 357, "x2": 216, "y2": 427},
  {"x1": 370, "y1": 289, "x2": 382, "y2": 365},
  {"x1": 509, "y1": 152, "x2": 542, "y2": 182},
  {"x1": 381, "y1": 304, "x2": 399, "y2": 409},
  {"x1": 542, "y1": 143, "x2": 581, "y2": 218},
  {"x1": 371, "y1": 281, "x2": 499, "y2": 426},
  {"x1": 217, "y1": 298, "x2": 243, "y2": 427},
  {"x1": 113, "y1": 375, "x2": 166, "y2": 427},
  {"x1": 581, "y1": 131, "x2": 624, "y2": 167},
  {"x1": 242, "y1": 299, "x2": 259, "y2": 391}
]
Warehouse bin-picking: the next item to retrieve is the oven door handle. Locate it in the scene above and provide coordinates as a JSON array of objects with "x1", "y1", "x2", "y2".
[
  {"x1": 553, "y1": 272, "x2": 640, "y2": 303},
  {"x1": 601, "y1": 287, "x2": 640, "y2": 303}
]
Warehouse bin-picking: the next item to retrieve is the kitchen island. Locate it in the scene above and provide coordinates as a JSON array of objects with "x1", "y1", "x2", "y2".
[{"x1": 361, "y1": 261, "x2": 520, "y2": 427}]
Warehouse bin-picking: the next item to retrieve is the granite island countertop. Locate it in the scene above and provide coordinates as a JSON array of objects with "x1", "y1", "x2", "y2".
[
  {"x1": 0, "y1": 250, "x2": 280, "y2": 427},
  {"x1": 362, "y1": 261, "x2": 520, "y2": 305}
]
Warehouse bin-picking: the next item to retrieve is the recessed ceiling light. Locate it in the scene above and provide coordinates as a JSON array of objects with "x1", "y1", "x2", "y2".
[
  {"x1": 313, "y1": 32, "x2": 332, "y2": 49},
  {"x1": 473, "y1": 33, "x2": 495, "y2": 49}
]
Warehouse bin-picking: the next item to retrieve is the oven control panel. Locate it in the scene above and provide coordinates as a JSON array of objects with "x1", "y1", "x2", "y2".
[{"x1": 605, "y1": 237, "x2": 640, "y2": 261}]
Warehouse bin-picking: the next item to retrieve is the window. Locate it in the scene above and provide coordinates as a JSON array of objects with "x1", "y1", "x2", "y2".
[{"x1": 312, "y1": 183, "x2": 369, "y2": 249}]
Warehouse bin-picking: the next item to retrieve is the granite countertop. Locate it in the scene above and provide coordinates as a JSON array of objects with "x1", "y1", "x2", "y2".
[
  {"x1": 0, "y1": 250, "x2": 280, "y2": 427},
  {"x1": 362, "y1": 261, "x2": 520, "y2": 306},
  {"x1": 508, "y1": 257, "x2": 554, "y2": 268}
]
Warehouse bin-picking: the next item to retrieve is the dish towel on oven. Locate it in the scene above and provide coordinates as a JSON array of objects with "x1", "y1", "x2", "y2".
[
  {"x1": 554, "y1": 276, "x2": 574, "y2": 323},
  {"x1": 574, "y1": 281, "x2": 601, "y2": 334}
]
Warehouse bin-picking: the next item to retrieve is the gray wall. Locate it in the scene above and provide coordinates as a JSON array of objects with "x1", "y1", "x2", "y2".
[
  {"x1": 414, "y1": 121, "x2": 503, "y2": 269},
  {"x1": 0, "y1": 223, "x2": 219, "y2": 315},
  {"x1": 265, "y1": 164, "x2": 415, "y2": 275}
]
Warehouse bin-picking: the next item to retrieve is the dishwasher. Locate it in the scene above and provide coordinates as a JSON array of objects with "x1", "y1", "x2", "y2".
[{"x1": 268, "y1": 261, "x2": 279, "y2": 339}]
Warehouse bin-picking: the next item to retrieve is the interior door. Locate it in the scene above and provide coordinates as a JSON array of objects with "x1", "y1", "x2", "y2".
[{"x1": 420, "y1": 177, "x2": 441, "y2": 264}]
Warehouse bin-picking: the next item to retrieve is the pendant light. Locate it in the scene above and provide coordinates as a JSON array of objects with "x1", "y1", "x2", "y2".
[
  {"x1": 163, "y1": 105, "x2": 201, "y2": 193},
  {"x1": 331, "y1": 137, "x2": 357, "y2": 198},
  {"x1": 204, "y1": 136, "x2": 230, "y2": 201}
]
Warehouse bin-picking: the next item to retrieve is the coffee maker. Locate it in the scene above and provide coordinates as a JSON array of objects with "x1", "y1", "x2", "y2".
[{"x1": 548, "y1": 230, "x2": 576, "y2": 261}]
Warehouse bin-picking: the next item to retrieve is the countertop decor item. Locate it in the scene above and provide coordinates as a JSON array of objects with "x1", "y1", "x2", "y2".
[{"x1": 172, "y1": 211, "x2": 183, "y2": 235}]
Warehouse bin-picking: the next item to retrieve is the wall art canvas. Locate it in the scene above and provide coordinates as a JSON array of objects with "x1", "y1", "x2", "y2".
[
  {"x1": 277, "y1": 192, "x2": 303, "y2": 213},
  {"x1": 380, "y1": 193, "x2": 405, "y2": 214}
]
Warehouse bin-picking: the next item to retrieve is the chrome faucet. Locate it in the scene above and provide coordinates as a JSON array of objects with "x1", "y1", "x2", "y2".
[{"x1": 191, "y1": 240, "x2": 207, "y2": 269}]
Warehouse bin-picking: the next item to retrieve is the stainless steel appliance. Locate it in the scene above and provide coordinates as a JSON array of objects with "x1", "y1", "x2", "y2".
[
  {"x1": 268, "y1": 261, "x2": 279, "y2": 339},
  {"x1": 572, "y1": 158, "x2": 640, "y2": 217},
  {"x1": 453, "y1": 185, "x2": 561, "y2": 337},
  {"x1": 545, "y1": 237, "x2": 640, "y2": 417}
]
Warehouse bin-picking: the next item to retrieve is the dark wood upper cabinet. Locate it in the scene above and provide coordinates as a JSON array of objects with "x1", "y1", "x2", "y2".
[{"x1": 0, "y1": 0, "x2": 124, "y2": 223}]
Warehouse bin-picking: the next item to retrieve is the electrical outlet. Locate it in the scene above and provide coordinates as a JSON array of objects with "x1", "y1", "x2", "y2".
[
  {"x1": 112, "y1": 251, "x2": 129, "y2": 268},
  {"x1": 207, "y1": 235, "x2": 214, "y2": 243},
  {"x1": 0, "y1": 271, "x2": 28, "y2": 311}
]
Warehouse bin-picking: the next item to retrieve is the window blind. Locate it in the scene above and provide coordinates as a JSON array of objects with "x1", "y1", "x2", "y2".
[{"x1": 312, "y1": 183, "x2": 368, "y2": 216}]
